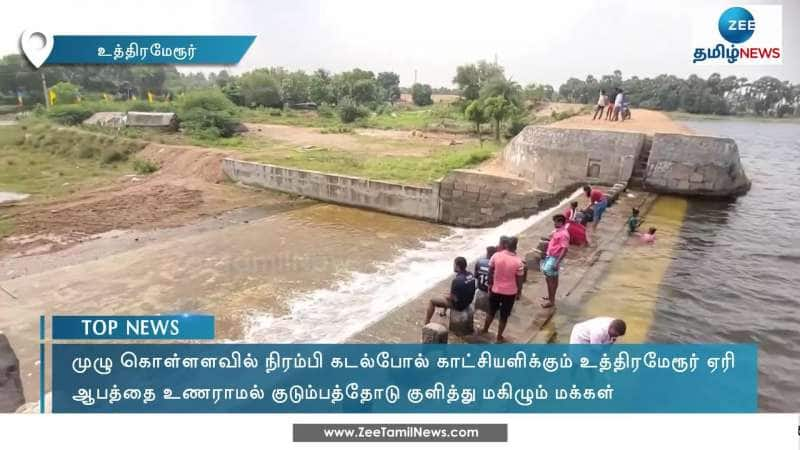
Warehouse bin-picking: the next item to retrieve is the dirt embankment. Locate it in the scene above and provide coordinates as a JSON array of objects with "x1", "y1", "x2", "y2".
[
  {"x1": 1, "y1": 144, "x2": 291, "y2": 256},
  {"x1": 548, "y1": 108, "x2": 693, "y2": 134}
]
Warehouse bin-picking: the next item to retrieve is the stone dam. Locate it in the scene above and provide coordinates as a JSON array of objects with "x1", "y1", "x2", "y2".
[{"x1": 223, "y1": 125, "x2": 750, "y2": 227}]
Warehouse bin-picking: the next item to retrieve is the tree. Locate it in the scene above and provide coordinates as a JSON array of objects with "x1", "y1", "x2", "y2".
[
  {"x1": 280, "y1": 71, "x2": 311, "y2": 105},
  {"x1": 453, "y1": 60, "x2": 504, "y2": 100},
  {"x1": 309, "y1": 69, "x2": 335, "y2": 105},
  {"x1": 411, "y1": 83, "x2": 433, "y2": 106},
  {"x1": 376, "y1": 71, "x2": 401, "y2": 103},
  {"x1": 480, "y1": 77, "x2": 522, "y2": 108},
  {"x1": 524, "y1": 83, "x2": 555, "y2": 103},
  {"x1": 239, "y1": 69, "x2": 282, "y2": 107},
  {"x1": 464, "y1": 100, "x2": 488, "y2": 146},
  {"x1": 482, "y1": 95, "x2": 515, "y2": 141}
]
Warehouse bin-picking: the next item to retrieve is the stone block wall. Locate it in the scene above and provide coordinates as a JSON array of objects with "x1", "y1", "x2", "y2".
[
  {"x1": 438, "y1": 170, "x2": 549, "y2": 227},
  {"x1": 501, "y1": 126, "x2": 645, "y2": 193},
  {"x1": 644, "y1": 133, "x2": 751, "y2": 197}
]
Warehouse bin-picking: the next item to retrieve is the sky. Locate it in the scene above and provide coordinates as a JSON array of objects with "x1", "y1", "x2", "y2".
[{"x1": 2, "y1": 0, "x2": 798, "y2": 88}]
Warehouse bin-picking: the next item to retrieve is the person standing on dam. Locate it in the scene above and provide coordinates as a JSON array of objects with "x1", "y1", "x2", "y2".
[
  {"x1": 482, "y1": 236, "x2": 524, "y2": 343},
  {"x1": 473, "y1": 245, "x2": 497, "y2": 312},
  {"x1": 540, "y1": 214, "x2": 570, "y2": 308},
  {"x1": 592, "y1": 89, "x2": 608, "y2": 120},
  {"x1": 583, "y1": 185, "x2": 608, "y2": 231},
  {"x1": 424, "y1": 257, "x2": 476, "y2": 325}
]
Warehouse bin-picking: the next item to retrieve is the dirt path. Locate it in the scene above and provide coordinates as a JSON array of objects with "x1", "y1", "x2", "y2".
[
  {"x1": 547, "y1": 108, "x2": 693, "y2": 134},
  {"x1": 244, "y1": 123, "x2": 471, "y2": 156},
  {"x1": 0, "y1": 143, "x2": 294, "y2": 256}
]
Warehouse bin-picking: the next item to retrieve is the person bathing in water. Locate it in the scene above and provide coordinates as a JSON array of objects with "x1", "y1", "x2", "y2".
[
  {"x1": 540, "y1": 214, "x2": 570, "y2": 308},
  {"x1": 627, "y1": 207, "x2": 643, "y2": 234},
  {"x1": 424, "y1": 256, "x2": 476, "y2": 324},
  {"x1": 638, "y1": 227, "x2": 657, "y2": 244}
]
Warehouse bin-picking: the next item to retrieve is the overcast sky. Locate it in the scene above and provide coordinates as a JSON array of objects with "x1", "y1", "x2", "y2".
[{"x1": 2, "y1": 0, "x2": 797, "y2": 87}]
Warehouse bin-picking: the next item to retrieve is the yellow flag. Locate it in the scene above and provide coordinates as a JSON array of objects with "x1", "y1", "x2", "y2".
[
  {"x1": 147, "y1": 91, "x2": 154, "y2": 103},
  {"x1": 103, "y1": 93, "x2": 110, "y2": 101},
  {"x1": 131, "y1": 94, "x2": 137, "y2": 101},
  {"x1": 48, "y1": 89, "x2": 56, "y2": 105}
]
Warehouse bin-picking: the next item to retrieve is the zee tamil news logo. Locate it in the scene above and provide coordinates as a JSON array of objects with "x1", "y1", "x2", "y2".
[{"x1": 692, "y1": 5, "x2": 782, "y2": 65}]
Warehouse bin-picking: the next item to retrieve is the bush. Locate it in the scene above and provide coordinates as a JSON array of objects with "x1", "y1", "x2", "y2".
[
  {"x1": 46, "y1": 104, "x2": 94, "y2": 125},
  {"x1": 337, "y1": 97, "x2": 369, "y2": 123},
  {"x1": 505, "y1": 113, "x2": 529, "y2": 139},
  {"x1": 411, "y1": 83, "x2": 433, "y2": 106},
  {"x1": 317, "y1": 104, "x2": 335, "y2": 118},
  {"x1": 125, "y1": 100, "x2": 154, "y2": 112},
  {"x1": 177, "y1": 89, "x2": 241, "y2": 138},
  {"x1": 133, "y1": 158, "x2": 159, "y2": 174},
  {"x1": 50, "y1": 82, "x2": 81, "y2": 104},
  {"x1": 100, "y1": 148, "x2": 126, "y2": 164}
]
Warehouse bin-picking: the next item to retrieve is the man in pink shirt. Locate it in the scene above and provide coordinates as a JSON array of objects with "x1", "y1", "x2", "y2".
[
  {"x1": 539, "y1": 214, "x2": 570, "y2": 308},
  {"x1": 481, "y1": 236, "x2": 524, "y2": 343}
]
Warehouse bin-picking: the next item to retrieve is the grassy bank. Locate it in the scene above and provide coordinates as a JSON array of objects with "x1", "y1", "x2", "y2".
[
  {"x1": 0, "y1": 123, "x2": 150, "y2": 236},
  {"x1": 0, "y1": 123, "x2": 146, "y2": 197},
  {"x1": 230, "y1": 140, "x2": 500, "y2": 184},
  {"x1": 240, "y1": 103, "x2": 474, "y2": 133}
]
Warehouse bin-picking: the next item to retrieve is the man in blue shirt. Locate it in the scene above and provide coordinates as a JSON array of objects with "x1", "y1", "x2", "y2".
[{"x1": 425, "y1": 256, "x2": 476, "y2": 324}]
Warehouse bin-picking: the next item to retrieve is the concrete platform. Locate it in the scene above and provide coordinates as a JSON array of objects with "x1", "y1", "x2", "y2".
[{"x1": 348, "y1": 188, "x2": 656, "y2": 344}]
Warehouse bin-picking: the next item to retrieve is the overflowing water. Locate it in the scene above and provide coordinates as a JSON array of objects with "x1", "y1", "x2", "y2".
[{"x1": 245, "y1": 189, "x2": 582, "y2": 343}]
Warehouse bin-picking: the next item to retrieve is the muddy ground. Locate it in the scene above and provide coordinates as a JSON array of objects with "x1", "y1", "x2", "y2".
[{"x1": 0, "y1": 143, "x2": 297, "y2": 256}]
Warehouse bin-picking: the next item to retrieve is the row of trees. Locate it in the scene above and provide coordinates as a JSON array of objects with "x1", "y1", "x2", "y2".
[
  {"x1": 0, "y1": 54, "x2": 442, "y2": 122},
  {"x1": 0, "y1": 54, "x2": 215, "y2": 105},
  {"x1": 452, "y1": 60, "x2": 557, "y2": 142},
  {"x1": 558, "y1": 70, "x2": 800, "y2": 117}
]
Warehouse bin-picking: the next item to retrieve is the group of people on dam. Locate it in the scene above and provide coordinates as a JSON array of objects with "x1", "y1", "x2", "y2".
[{"x1": 424, "y1": 184, "x2": 657, "y2": 344}]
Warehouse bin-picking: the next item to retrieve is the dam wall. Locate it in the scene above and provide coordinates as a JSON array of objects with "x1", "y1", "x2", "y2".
[
  {"x1": 501, "y1": 126, "x2": 645, "y2": 193},
  {"x1": 222, "y1": 159, "x2": 441, "y2": 221},
  {"x1": 501, "y1": 125, "x2": 750, "y2": 197},
  {"x1": 644, "y1": 133, "x2": 751, "y2": 197},
  {"x1": 223, "y1": 159, "x2": 561, "y2": 227},
  {"x1": 438, "y1": 170, "x2": 548, "y2": 227}
]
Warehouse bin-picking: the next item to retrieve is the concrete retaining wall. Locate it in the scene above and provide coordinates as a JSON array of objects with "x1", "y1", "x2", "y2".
[
  {"x1": 223, "y1": 159, "x2": 441, "y2": 221},
  {"x1": 644, "y1": 133, "x2": 751, "y2": 197},
  {"x1": 438, "y1": 170, "x2": 548, "y2": 227},
  {"x1": 502, "y1": 126, "x2": 645, "y2": 193}
]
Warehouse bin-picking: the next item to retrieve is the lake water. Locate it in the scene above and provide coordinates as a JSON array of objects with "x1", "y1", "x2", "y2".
[{"x1": 553, "y1": 119, "x2": 799, "y2": 412}]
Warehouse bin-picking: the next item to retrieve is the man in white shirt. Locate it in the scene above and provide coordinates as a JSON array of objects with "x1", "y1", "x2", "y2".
[
  {"x1": 569, "y1": 317, "x2": 627, "y2": 344},
  {"x1": 612, "y1": 90, "x2": 625, "y2": 121},
  {"x1": 592, "y1": 90, "x2": 607, "y2": 120}
]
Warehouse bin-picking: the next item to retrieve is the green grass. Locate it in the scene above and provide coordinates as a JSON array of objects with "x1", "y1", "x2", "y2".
[
  {"x1": 233, "y1": 140, "x2": 500, "y2": 184},
  {"x1": 0, "y1": 123, "x2": 145, "y2": 202},
  {"x1": 239, "y1": 103, "x2": 474, "y2": 133}
]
